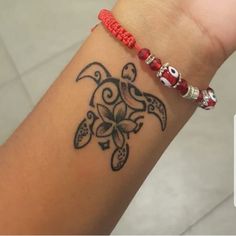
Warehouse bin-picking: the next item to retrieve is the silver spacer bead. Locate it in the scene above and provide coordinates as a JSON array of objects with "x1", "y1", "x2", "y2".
[
  {"x1": 191, "y1": 87, "x2": 200, "y2": 100},
  {"x1": 182, "y1": 85, "x2": 199, "y2": 100},
  {"x1": 145, "y1": 54, "x2": 155, "y2": 65}
]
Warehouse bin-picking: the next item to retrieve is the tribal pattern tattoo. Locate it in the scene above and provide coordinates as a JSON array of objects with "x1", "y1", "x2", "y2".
[{"x1": 74, "y1": 62, "x2": 167, "y2": 171}]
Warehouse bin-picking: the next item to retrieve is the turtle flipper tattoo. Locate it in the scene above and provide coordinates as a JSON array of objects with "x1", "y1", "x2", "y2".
[{"x1": 74, "y1": 62, "x2": 167, "y2": 171}]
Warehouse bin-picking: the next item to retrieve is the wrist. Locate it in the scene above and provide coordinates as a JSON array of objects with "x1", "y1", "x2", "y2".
[{"x1": 112, "y1": 0, "x2": 223, "y2": 88}]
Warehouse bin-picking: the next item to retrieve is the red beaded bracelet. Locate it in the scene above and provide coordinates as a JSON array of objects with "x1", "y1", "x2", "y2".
[{"x1": 97, "y1": 9, "x2": 217, "y2": 110}]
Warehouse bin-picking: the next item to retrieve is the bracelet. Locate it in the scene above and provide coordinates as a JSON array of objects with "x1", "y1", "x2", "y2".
[{"x1": 97, "y1": 9, "x2": 217, "y2": 110}]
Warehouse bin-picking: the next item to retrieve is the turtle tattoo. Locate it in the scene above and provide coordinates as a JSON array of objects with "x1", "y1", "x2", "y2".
[{"x1": 74, "y1": 62, "x2": 167, "y2": 171}]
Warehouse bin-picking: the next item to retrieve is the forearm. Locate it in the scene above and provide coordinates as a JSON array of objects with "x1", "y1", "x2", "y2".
[{"x1": 0, "y1": 1, "x2": 223, "y2": 234}]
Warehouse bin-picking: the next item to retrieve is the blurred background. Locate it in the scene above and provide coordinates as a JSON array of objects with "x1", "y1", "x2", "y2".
[{"x1": 0, "y1": 0, "x2": 235, "y2": 234}]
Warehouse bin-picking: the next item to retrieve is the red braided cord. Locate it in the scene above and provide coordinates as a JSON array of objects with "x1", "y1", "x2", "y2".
[
  {"x1": 97, "y1": 9, "x2": 217, "y2": 110},
  {"x1": 98, "y1": 9, "x2": 141, "y2": 51}
]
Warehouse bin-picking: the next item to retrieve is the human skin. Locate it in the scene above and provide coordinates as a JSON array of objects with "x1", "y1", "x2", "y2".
[{"x1": 0, "y1": 0, "x2": 235, "y2": 234}]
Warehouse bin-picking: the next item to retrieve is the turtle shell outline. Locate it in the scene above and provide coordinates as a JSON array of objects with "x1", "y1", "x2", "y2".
[{"x1": 74, "y1": 62, "x2": 167, "y2": 171}]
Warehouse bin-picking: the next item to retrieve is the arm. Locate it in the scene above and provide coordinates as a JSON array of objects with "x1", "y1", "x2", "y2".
[{"x1": 0, "y1": 0, "x2": 235, "y2": 234}]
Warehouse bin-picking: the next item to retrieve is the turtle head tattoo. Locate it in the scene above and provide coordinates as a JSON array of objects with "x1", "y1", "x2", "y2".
[{"x1": 74, "y1": 62, "x2": 167, "y2": 171}]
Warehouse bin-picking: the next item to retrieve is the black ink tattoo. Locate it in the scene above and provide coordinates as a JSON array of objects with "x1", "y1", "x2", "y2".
[{"x1": 74, "y1": 62, "x2": 167, "y2": 171}]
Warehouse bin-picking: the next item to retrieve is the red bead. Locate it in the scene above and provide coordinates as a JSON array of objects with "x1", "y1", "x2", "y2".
[
  {"x1": 176, "y1": 79, "x2": 188, "y2": 95},
  {"x1": 138, "y1": 48, "x2": 150, "y2": 60},
  {"x1": 198, "y1": 88, "x2": 217, "y2": 110},
  {"x1": 150, "y1": 58, "x2": 162, "y2": 71},
  {"x1": 197, "y1": 90, "x2": 203, "y2": 102}
]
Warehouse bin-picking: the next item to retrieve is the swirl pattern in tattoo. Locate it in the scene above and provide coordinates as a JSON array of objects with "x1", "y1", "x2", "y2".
[{"x1": 74, "y1": 62, "x2": 167, "y2": 171}]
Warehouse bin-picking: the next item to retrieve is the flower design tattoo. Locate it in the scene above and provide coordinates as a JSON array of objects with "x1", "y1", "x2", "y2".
[
  {"x1": 74, "y1": 62, "x2": 167, "y2": 171},
  {"x1": 96, "y1": 102, "x2": 137, "y2": 148}
]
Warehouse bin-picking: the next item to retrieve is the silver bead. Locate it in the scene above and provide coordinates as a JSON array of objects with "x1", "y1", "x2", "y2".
[
  {"x1": 191, "y1": 87, "x2": 200, "y2": 100},
  {"x1": 182, "y1": 85, "x2": 199, "y2": 100},
  {"x1": 145, "y1": 54, "x2": 155, "y2": 65}
]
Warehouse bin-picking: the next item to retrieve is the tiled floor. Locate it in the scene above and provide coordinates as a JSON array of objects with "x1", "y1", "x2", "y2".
[{"x1": 0, "y1": 0, "x2": 235, "y2": 234}]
